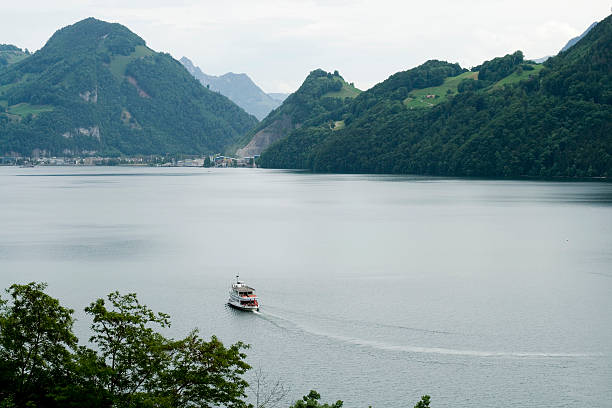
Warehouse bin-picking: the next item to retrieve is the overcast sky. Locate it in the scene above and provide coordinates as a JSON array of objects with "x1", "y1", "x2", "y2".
[{"x1": 1, "y1": 1, "x2": 609, "y2": 92}]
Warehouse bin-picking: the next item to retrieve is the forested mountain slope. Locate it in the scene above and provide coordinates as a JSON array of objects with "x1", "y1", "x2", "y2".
[
  {"x1": 0, "y1": 18, "x2": 257, "y2": 157},
  {"x1": 236, "y1": 69, "x2": 360, "y2": 157},
  {"x1": 260, "y1": 14, "x2": 611, "y2": 178}
]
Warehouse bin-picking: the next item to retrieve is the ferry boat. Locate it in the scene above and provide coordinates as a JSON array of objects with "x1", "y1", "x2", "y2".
[{"x1": 227, "y1": 275, "x2": 259, "y2": 311}]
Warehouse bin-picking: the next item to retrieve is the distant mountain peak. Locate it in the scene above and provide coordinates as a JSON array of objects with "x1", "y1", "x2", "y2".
[
  {"x1": 529, "y1": 20, "x2": 600, "y2": 63},
  {"x1": 179, "y1": 56, "x2": 196, "y2": 70},
  {"x1": 561, "y1": 21, "x2": 598, "y2": 52},
  {"x1": 179, "y1": 57, "x2": 282, "y2": 120}
]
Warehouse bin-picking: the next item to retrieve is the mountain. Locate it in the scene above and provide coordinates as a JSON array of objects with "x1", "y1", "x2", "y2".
[
  {"x1": 259, "y1": 14, "x2": 611, "y2": 178},
  {"x1": 561, "y1": 21, "x2": 598, "y2": 52},
  {"x1": 180, "y1": 57, "x2": 280, "y2": 120},
  {"x1": 0, "y1": 18, "x2": 257, "y2": 157},
  {"x1": 0, "y1": 45, "x2": 29, "y2": 68},
  {"x1": 236, "y1": 69, "x2": 361, "y2": 157},
  {"x1": 529, "y1": 21, "x2": 598, "y2": 65},
  {"x1": 268, "y1": 93, "x2": 290, "y2": 103}
]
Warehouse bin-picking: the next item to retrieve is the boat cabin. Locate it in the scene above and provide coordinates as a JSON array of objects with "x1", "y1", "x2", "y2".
[{"x1": 233, "y1": 282, "x2": 256, "y2": 297}]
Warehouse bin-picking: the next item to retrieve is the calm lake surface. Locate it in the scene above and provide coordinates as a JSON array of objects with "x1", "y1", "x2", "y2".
[{"x1": 1, "y1": 166, "x2": 611, "y2": 407}]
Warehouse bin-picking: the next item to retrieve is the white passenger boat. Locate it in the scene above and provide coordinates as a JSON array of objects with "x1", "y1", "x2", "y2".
[{"x1": 227, "y1": 275, "x2": 259, "y2": 311}]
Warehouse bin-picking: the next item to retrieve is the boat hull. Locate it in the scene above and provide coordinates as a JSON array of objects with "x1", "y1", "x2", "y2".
[{"x1": 227, "y1": 300, "x2": 259, "y2": 312}]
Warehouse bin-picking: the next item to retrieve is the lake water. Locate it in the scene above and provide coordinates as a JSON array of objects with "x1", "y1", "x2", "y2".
[{"x1": 1, "y1": 166, "x2": 611, "y2": 407}]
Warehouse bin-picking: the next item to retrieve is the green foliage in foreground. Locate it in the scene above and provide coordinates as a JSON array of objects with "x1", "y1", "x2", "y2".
[
  {"x1": 290, "y1": 390, "x2": 343, "y2": 408},
  {"x1": 259, "y1": 14, "x2": 612, "y2": 178},
  {"x1": 0, "y1": 282, "x2": 250, "y2": 408},
  {"x1": 288, "y1": 391, "x2": 431, "y2": 408},
  {"x1": 0, "y1": 282, "x2": 432, "y2": 408},
  {"x1": 413, "y1": 395, "x2": 431, "y2": 408}
]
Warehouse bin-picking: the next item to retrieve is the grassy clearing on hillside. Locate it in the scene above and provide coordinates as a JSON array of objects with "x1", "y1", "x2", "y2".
[
  {"x1": 108, "y1": 45, "x2": 154, "y2": 78},
  {"x1": 491, "y1": 64, "x2": 544, "y2": 88},
  {"x1": 0, "y1": 51, "x2": 29, "y2": 65},
  {"x1": 7, "y1": 103, "x2": 54, "y2": 116},
  {"x1": 404, "y1": 71, "x2": 477, "y2": 108},
  {"x1": 323, "y1": 81, "x2": 361, "y2": 99},
  {"x1": 332, "y1": 120, "x2": 345, "y2": 130},
  {"x1": 404, "y1": 65, "x2": 544, "y2": 108}
]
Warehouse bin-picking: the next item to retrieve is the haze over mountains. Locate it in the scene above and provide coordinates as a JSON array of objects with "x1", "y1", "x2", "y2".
[
  {"x1": 0, "y1": 15, "x2": 610, "y2": 178},
  {"x1": 531, "y1": 20, "x2": 598, "y2": 63},
  {"x1": 179, "y1": 57, "x2": 286, "y2": 120},
  {"x1": 268, "y1": 93, "x2": 290, "y2": 103},
  {"x1": 561, "y1": 21, "x2": 598, "y2": 52}
]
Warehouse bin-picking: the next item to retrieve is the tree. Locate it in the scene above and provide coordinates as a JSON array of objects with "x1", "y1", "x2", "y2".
[
  {"x1": 85, "y1": 291, "x2": 251, "y2": 408},
  {"x1": 414, "y1": 395, "x2": 431, "y2": 408},
  {"x1": 161, "y1": 331, "x2": 250, "y2": 408},
  {"x1": 251, "y1": 368, "x2": 288, "y2": 408},
  {"x1": 84, "y1": 292, "x2": 172, "y2": 407},
  {"x1": 203, "y1": 156, "x2": 212, "y2": 167},
  {"x1": 0, "y1": 284, "x2": 253, "y2": 408},
  {"x1": 290, "y1": 390, "x2": 343, "y2": 408},
  {"x1": 0, "y1": 282, "x2": 78, "y2": 407}
]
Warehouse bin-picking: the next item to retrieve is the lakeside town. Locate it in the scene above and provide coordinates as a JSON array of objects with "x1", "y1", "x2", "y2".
[{"x1": 0, "y1": 154, "x2": 259, "y2": 167}]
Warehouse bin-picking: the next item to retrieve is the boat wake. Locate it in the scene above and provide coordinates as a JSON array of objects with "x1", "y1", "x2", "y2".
[
  {"x1": 318, "y1": 334, "x2": 600, "y2": 358},
  {"x1": 254, "y1": 309, "x2": 600, "y2": 359},
  {"x1": 263, "y1": 305, "x2": 455, "y2": 335}
]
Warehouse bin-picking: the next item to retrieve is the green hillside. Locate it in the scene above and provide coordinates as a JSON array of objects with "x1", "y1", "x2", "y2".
[
  {"x1": 0, "y1": 18, "x2": 257, "y2": 157},
  {"x1": 322, "y1": 79, "x2": 361, "y2": 98},
  {"x1": 108, "y1": 45, "x2": 154, "y2": 78},
  {"x1": 260, "y1": 14, "x2": 612, "y2": 178},
  {"x1": 7, "y1": 103, "x2": 54, "y2": 116},
  {"x1": 491, "y1": 64, "x2": 544, "y2": 88},
  {"x1": 404, "y1": 60, "x2": 545, "y2": 108},
  {"x1": 259, "y1": 60, "x2": 466, "y2": 169},
  {"x1": 235, "y1": 69, "x2": 359, "y2": 157},
  {"x1": 0, "y1": 45, "x2": 29, "y2": 67},
  {"x1": 404, "y1": 71, "x2": 477, "y2": 108}
]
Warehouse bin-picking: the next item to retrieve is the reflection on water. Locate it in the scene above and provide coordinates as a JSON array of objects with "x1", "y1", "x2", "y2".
[{"x1": 1, "y1": 167, "x2": 611, "y2": 408}]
